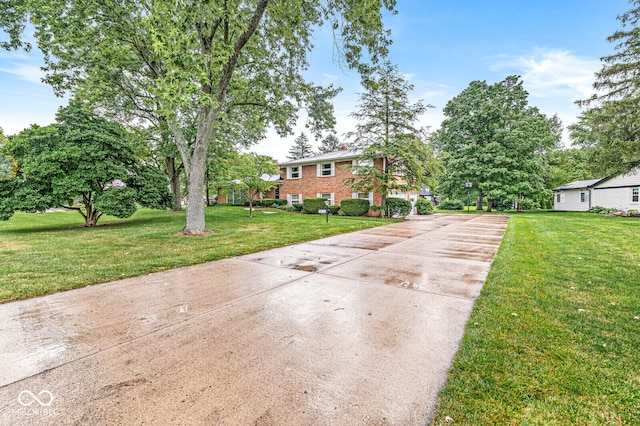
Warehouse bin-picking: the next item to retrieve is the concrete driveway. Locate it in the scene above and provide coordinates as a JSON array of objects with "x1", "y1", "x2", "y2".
[{"x1": 0, "y1": 214, "x2": 509, "y2": 425}]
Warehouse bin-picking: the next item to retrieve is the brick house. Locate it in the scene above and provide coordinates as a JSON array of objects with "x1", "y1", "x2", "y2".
[{"x1": 278, "y1": 148, "x2": 418, "y2": 208}]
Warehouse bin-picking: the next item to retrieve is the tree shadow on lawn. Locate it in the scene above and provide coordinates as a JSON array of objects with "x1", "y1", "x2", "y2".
[{"x1": 0, "y1": 215, "x2": 176, "y2": 235}]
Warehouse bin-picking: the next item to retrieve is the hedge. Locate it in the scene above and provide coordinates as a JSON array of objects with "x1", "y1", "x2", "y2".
[
  {"x1": 303, "y1": 198, "x2": 329, "y2": 214},
  {"x1": 340, "y1": 198, "x2": 370, "y2": 216},
  {"x1": 415, "y1": 198, "x2": 434, "y2": 215},
  {"x1": 439, "y1": 199, "x2": 464, "y2": 210},
  {"x1": 385, "y1": 198, "x2": 412, "y2": 217}
]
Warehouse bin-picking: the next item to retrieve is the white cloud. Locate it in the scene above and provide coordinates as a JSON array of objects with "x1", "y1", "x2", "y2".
[
  {"x1": 0, "y1": 62, "x2": 45, "y2": 84},
  {"x1": 491, "y1": 47, "x2": 600, "y2": 100}
]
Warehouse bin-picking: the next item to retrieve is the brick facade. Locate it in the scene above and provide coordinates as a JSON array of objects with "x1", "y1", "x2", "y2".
[{"x1": 278, "y1": 158, "x2": 385, "y2": 206}]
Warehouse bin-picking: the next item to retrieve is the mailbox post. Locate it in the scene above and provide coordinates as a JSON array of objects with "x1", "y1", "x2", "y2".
[{"x1": 465, "y1": 182, "x2": 472, "y2": 214}]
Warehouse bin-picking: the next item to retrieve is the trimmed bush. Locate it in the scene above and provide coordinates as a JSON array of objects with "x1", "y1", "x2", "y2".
[
  {"x1": 415, "y1": 198, "x2": 434, "y2": 215},
  {"x1": 303, "y1": 198, "x2": 329, "y2": 214},
  {"x1": 292, "y1": 203, "x2": 303, "y2": 212},
  {"x1": 340, "y1": 198, "x2": 370, "y2": 216},
  {"x1": 439, "y1": 199, "x2": 464, "y2": 210},
  {"x1": 279, "y1": 205, "x2": 294, "y2": 212},
  {"x1": 261, "y1": 198, "x2": 287, "y2": 207},
  {"x1": 328, "y1": 205, "x2": 341, "y2": 215},
  {"x1": 386, "y1": 197, "x2": 412, "y2": 218}
]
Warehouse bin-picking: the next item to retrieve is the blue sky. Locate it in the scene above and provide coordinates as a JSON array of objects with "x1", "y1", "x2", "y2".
[{"x1": 0, "y1": 0, "x2": 632, "y2": 162}]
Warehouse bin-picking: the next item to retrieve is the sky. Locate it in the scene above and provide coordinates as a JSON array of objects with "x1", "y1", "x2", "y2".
[{"x1": 0, "y1": 0, "x2": 633, "y2": 163}]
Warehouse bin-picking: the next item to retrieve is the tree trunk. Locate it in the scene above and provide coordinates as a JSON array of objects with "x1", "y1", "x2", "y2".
[
  {"x1": 476, "y1": 195, "x2": 483, "y2": 210},
  {"x1": 487, "y1": 198, "x2": 493, "y2": 212},
  {"x1": 166, "y1": 157, "x2": 182, "y2": 211},
  {"x1": 182, "y1": 143, "x2": 209, "y2": 234}
]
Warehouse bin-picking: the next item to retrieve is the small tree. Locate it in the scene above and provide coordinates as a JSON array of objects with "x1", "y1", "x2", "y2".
[
  {"x1": 0, "y1": 101, "x2": 172, "y2": 226},
  {"x1": 229, "y1": 153, "x2": 279, "y2": 218},
  {"x1": 287, "y1": 132, "x2": 315, "y2": 160}
]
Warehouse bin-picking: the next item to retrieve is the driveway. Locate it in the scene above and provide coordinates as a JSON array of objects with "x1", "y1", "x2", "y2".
[{"x1": 0, "y1": 214, "x2": 509, "y2": 425}]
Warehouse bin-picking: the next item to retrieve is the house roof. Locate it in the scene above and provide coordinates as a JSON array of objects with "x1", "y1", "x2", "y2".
[
  {"x1": 279, "y1": 149, "x2": 362, "y2": 167},
  {"x1": 553, "y1": 178, "x2": 605, "y2": 191}
]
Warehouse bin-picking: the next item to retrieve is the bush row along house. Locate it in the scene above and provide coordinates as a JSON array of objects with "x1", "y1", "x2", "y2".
[
  {"x1": 218, "y1": 147, "x2": 419, "y2": 208},
  {"x1": 553, "y1": 167, "x2": 640, "y2": 211}
]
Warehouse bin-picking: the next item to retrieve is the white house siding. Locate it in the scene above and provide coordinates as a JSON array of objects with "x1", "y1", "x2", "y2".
[
  {"x1": 592, "y1": 168, "x2": 640, "y2": 210},
  {"x1": 554, "y1": 190, "x2": 591, "y2": 211}
]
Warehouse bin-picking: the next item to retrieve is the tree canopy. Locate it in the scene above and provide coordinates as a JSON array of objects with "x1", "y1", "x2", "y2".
[
  {"x1": 346, "y1": 61, "x2": 437, "y2": 206},
  {"x1": 1, "y1": 0, "x2": 397, "y2": 234},
  {"x1": 228, "y1": 153, "x2": 279, "y2": 218},
  {"x1": 0, "y1": 101, "x2": 172, "y2": 226},
  {"x1": 318, "y1": 133, "x2": 345, "y2": 153},
  {"x1": 572, "y1": 1, "x2": 640, "y2": 175},
  {"x1": 434, "y1": 75, "x2": 559, "y2": 211}
]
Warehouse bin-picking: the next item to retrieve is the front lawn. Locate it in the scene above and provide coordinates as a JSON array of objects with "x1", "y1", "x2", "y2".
[
  {"x1": 0, "y1": 206, "x2": 394, "y2": 303},
  {"x1": 432, "y1": 212, "x2": 640, "y2": 425}
]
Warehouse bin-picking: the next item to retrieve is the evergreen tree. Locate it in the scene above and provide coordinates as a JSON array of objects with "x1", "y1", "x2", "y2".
[
  {"x1": 345, "y1": 61, "x2": 438, "y2": 208},
  {"x1": 318, "y1": 133, "x2": 344, "y2": 153},
  {"x1": 287, "y1": 132, "x2": 315, "y2": 160},
  {"x1": 573, "y1": 1, "x2": 640, "y2": 174}
]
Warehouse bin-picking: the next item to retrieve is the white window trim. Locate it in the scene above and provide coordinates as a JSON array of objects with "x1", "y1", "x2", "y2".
[
  {"x1": 317, "y1": 192, "x2": 335, "y2": 206},
  {"x1": 631, "y1": 187, "x2": 639, "y2": 203},
  {"x1": 352, "y1": 191, "x2": 374, "y2": 205},
  {"x1": 580, "y1": 191, "x2": 589, "y2": 203},
  {"x1": 287, "y1": 193, "x2": 302, "y2": 205},
  {"x1": 556, "y1": 193, "x2": 565, "y2": 203},
  {"x1": 287, "y1": 166, "x2": 302, "y2": 179},
  {"x1": 352, "y1": 159, "x2": 373, "y2": 174},
  {"x1": 316, "y1": 162, "x2": 335, "y2": 177}
]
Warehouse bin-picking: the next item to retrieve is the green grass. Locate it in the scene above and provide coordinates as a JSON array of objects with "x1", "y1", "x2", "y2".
[
  {"x1": 432, "y1": 212, "x2": 640, "y2": 425},
  {"x1": 0, "y1": 205, "x2": 395, "y2": 303}
]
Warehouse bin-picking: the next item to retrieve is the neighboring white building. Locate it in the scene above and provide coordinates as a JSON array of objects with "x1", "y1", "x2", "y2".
[{"x1": 553, "y1": 167, "x2": 640, "y2": 211}]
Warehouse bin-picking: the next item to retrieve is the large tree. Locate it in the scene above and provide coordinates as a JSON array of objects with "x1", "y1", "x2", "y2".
[
  {"x1": 434, "y1": 76, "x2": 559, "y2": 211},
  {"x1": 1, "y1": 0, "x2": 396, "y2": 234},
  {"x1": 573, "y1": 1, "x2": 640, "y2": 175},
  {"x1": 0, "y1": 101, "x2": 172, "y2": 226},
  {"x1": 346, "y1": 61, "x2": 437, "y2": 208},
  {"x1": 287, "y1": 132, "x2": 315, "y2": 160}
]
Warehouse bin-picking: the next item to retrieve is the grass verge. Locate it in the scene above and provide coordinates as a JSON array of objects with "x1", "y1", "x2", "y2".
[
  {"x1": 0, "y1": 206, "x2": 395, "y2": 303},
  {"x1": 431, "y1": 212, "x2": 640, "y2": 425}
]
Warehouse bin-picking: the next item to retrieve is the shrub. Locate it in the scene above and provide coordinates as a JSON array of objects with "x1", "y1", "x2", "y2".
[
  {"x1": 279, "y1": 205, "x2": 294, "y2": 212},
  {"x1": 261, "y1": 198, "x2": 287, "y2": 207},
  {"x1": 415, "y1": 198, "x2": 434, "y2": 215},
  {"x1": 340, "y1": 199, "x2": 370, "y2": 216},
  {"x1": 492, "y1": 198, "x2": 513, "y2": 212},
  {"x1": 292, "y1": 203, "x2": 303, "y2": 212},
  {"x1": 439, "y1": 199, "x2": 464, "y2": 210},
  {"x1": 328, "y1": 205, "x2": 341, "y2": 215},
  {"x1": 589, "y1": 206, "x2": 615, "y2": 214},
  {"x1": 517, "y1": 199, "x2": 536, "y2": 211},
  {"x1": 303, "y1": 198, "x2": 329, "y2": 214},
  {"x1": 385, "y1": 198, "x2": 412, "y2": 217}
]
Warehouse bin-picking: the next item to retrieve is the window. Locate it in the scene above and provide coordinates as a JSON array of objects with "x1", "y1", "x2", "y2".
[
  {"x1": 353, "y1": 191, "x2": 374, "y2": 205},
  {"x1": 317, "y1": 192, "x2": 334, "y2": 205},
  {"x1": 352, "y1": 159, "x2": 373, "y2": 174},
  {"x1": 317, "y1": 162, "x2": 334, "y2": 177},
  {"x1": 288, "y1": 166, "x2": 301, "y2": 179},
  {"x1": 556, "y1": 193, "x2": 565, "y2": 203},
  {"x1": 580, "y1": 191, "x2": 589, "y2": 203},
  {"x1": 632, "y1": 187, "x2": 639, "y2": 203},
  {"x1": 288, "y1": 194, "x2": 302, "y2": 205}
]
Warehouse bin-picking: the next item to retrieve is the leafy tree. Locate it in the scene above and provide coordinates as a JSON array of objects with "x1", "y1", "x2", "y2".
[
  {"x1": 434, "y1": 76, "x2": 559, "y2": 211},
  {"x1": 228, "y1": 153, "x2": 279, "y2": 218},
  {"x1": 1, "y1": 0, "x2": 396, "y2": 234},
  {"x1": 318, "y1": 133, "x2": 344, "y2": 153},
  {"x1": 0, "y1": 101, "x2": 172, "y2": 226},
  {"x1": 573, "y1": 1, "x2": 640, "y2": 174},
  {"x1": 287, "y1": 132, "x2": 315, "y2": 160},
  {"x1": 345, "y1": 61, "x2": 437, "y2": 210}
]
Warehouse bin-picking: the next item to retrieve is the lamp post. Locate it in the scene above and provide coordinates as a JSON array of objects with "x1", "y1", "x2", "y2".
[
  {"x1": 324, "y1": 200, "x2": 330, "y2": 224},
  {"x1": 465, "y1": 182, "x2": 472, "y2": 214}
]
